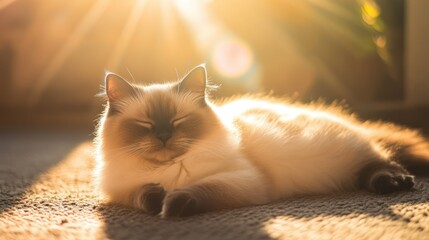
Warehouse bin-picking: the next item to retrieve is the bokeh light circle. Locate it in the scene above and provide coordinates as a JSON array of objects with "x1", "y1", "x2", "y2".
[{"x1": 211, "y1": 38, "x2": 254, "y2": 79}]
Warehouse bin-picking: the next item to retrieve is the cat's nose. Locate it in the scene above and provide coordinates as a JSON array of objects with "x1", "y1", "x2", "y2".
[{"x1": 157, "y1": 132, "x2": 172, "y2": 144}]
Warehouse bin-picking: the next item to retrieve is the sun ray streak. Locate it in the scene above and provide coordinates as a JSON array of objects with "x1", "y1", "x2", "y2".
[
  {"x1": 174, "y1": 0, "x2": 257, "y2": 81},
  {"x1": 308, "y1": 0, "x2": 356, "y2": 22},
  {"x1": 107, "y1": 0, "x2": 147, "y2": 71},
  {"x1": 28, "y1": 0, "x2": 112, "y2": 105},
  {"x1": 173, "y1": 0, "x2": 222, "y2": 52},
  {"x1": 0, "y1": 0, "x2": 16, "y2": 11}
]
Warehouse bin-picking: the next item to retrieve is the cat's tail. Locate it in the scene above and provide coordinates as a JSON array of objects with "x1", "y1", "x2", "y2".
[{"x1": 367, "y1": 122, "x2": 429, "y2": 175}]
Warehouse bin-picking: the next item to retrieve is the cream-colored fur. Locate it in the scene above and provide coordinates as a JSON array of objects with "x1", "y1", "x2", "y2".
[
  {"x1": 218, "y1": 99, "x2": 379, "y2": 199},
  {"x1": 95, "y1": 65, "x2": 416, "y2": 216},
  {"x1": 95, "y1": 82, "x2": 269, "y2": 208}
]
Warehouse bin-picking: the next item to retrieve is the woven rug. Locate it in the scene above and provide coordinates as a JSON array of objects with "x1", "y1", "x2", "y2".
[{"x1": 1, "y1": 131, "x2": 428, "y2": 240}]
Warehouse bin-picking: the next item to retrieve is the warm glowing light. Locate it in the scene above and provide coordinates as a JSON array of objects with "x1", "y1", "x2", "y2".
[
  {"x1": 212, "y1": 38, "x2": 254, "y2": 79},
  {"x1": 263, "y1": 215, "x2": 404, "y2": 239},
  {"x1": 29, "y1": 0, "x2": 112, "y2": 104},
  {"x1": 14, "y1": 0, "x2": 389, "y2": 105},
  {"x1": 0, "y1": 0, "x2": 16, "y2": 10},
  {"x1": 173, "y1": 0, "x2": 257, "y2": 81},
  {"x1": 108, "y1": 0, "x2": 146, "y2": 70},
  {"x1": 362, "y1": 13, "x2": 376, "y2": 26},
  {"x1": 374, "y1": 36, "x2": 386, "y2": 49},
  {"x1": 0, "y1": 142, "x2": 102, "y2": 237},
  {"x1": 173, "y1": 0, "x2": 219, "y2": 51},
  {"x1": 362, "y1": 1, "x2": 380, "y2": 18},
  {"x1": 361, "y1": 0, "x2": 380, "y2": 26}
]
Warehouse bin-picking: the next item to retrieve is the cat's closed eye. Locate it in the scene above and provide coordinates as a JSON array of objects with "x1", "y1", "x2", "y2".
[
  {"x1": 172, "y1": 114, "x2": 190, "y2": 127},
  {"x1": 136, "y1": 120, "x2": 154, "y2": 129}
]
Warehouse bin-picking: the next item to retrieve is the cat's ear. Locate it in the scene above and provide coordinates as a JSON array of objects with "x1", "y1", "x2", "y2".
[
  {"x1": 105, "y1": 73, "x2": 134, "y2": 102},
  {"x1": 179, "y1": 64, "x2": 207, "y2": 98}
]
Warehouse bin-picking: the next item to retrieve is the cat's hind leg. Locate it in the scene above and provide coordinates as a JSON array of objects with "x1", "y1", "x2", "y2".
[
  {"x1": 358, "y1": 160, "x2": 415, "y2": 194},
  {"x1": 367, "y1": 122, "x2": 429, "y2": 175}
]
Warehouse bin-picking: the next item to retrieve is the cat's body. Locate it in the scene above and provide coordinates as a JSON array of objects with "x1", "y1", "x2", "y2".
[{"x1": 95, "y1": 65, "x2": 429, "y2": 217}]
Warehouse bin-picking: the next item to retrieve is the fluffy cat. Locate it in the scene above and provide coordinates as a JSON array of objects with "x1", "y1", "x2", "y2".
[{"x1": 95, "y1": 64, "x2": 429, "y2": 218}]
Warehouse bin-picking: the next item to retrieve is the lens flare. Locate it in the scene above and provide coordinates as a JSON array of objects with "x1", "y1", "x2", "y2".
[{"x1": 211, "y1": 38, "x2": 254, "y2": 79}]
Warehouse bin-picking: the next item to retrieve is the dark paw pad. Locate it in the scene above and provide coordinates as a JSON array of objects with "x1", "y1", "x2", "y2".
[
  {"x1": 140, "y1": 183, "x2": 166, "y2": 215},
  {"x1": 372, "y1": 174, "x2": 415, "y2": 194},
  {"x1": 162, "y1": 191, "x2": 199, "y2": 218}
]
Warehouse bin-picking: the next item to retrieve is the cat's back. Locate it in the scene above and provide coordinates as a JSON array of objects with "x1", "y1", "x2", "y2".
[
  {"x1": 217, "y1": 97, "x2": 357, "y2": 132},
  {"x1": 217, "y1": 97, "x2": 367, "y2": 157},
  {"x1": 216, "y1": 97, "x2": 372, "y2": 197}
]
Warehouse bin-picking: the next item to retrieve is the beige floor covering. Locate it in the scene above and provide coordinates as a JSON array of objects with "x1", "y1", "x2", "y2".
[{"x1": 0, "y1": 131, "x2": 429, "y2": 240}]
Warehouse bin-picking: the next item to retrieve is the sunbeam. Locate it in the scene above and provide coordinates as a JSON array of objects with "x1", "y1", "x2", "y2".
[
  {"x1": 28, "y1": 0, "x2": 112, "y2": 105},
  {"x1": 0, "y1": 141, "x2": 102, "y2": 239},
  {"x1": 107, "y1": 0, "x2": 146, "y2": 71},
  {"x1": 173, "y1": 0, "x2": 219, "y2": 52},
  {"x1": 174, "y1": 0, "x2": 258, "y2": 85},
  {"x1": 1, "y1": 0, "x2": 402, "y2": 107},
  {"x1": 0, "y1": 0, "x2": 16, "y2": 11}
]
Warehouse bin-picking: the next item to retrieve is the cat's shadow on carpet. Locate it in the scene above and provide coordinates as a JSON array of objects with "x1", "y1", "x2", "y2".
[{"x1": 97, "y1": 178, "x2": 429, "y2": 240}]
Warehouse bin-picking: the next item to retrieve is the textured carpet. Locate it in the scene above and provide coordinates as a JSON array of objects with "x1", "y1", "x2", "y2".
[{"x1": 1, "y1": 130, "x2": 429, "y2": 240}]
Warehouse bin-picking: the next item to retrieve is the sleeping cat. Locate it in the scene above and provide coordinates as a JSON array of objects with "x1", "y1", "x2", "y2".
[{"x1": 95, "y1": 64, "x2": 429, "y2": 218}]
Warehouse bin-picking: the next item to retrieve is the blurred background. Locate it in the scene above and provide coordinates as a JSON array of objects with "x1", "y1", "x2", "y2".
[{"x1": 0, "y1": 0, "x2": 428, "y2": 132}]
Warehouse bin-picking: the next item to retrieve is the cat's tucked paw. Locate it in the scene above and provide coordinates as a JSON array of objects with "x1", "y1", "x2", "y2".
[
  {"x1": 371, "y1": 173, "x2": 415, "y2": 194},
  {"x1": 140, "y1": 183, "x2": 166, "y2": 215},
  {"x1": 162, "y1": 190, "x2": 199, "y2": 218}
]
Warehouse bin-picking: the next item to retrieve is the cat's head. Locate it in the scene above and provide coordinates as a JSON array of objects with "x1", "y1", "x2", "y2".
[{"x1": 101, "y1": 65, "x2": 220, "y2": 164}]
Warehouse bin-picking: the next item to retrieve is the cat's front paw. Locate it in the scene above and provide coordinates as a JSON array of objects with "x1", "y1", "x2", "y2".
[
  {"x1": 162, "y1": 190, "x2": 199, "y2": 218},
  {"x1": 139, "y1": 183, "x2": 166, "y2": 215},
  {"x1": 372, "y1": 173, "x2": 415, "y2": 194}
]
